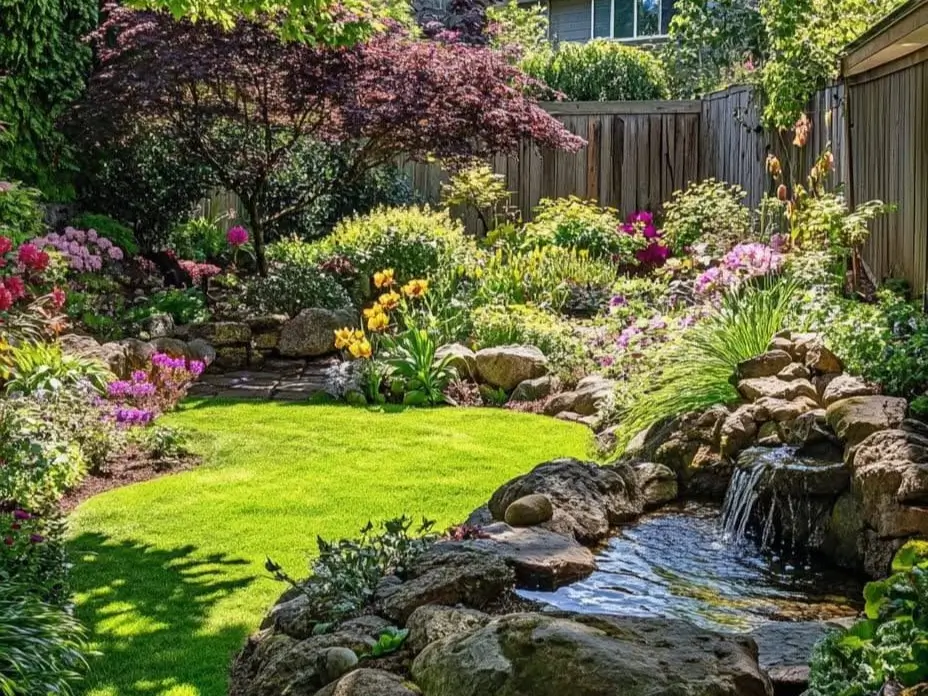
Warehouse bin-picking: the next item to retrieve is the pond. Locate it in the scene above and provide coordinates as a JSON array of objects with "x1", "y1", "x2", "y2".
[{"x1": 519, "y1": 502, "x2": 862, "y2": 633}]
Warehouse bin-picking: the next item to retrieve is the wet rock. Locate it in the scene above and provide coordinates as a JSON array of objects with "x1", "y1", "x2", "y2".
[
  {"x1": 757, "y1": 421, "x2": 783, "y2": 447},
  {"x1": 475, "y1": 345, "x2": 547, "y2": 391},
  {"x1": 376, "y1": 548, "x2": 514, "y2": 624},
  {"x1": 823, "y1": 491, "x2": 865, "y2": 569},
  {"x1": 721, "y1": 405, "x2": 758, "y2": 457},
  {"x1": 406, "y1": 605, "x2": 490, "y2": 654},
  {"x1": 738, "y1": 447, "x2": 850, "y2": 498},
  {"x1": 848, "y1": 423, "x2": 928, "y2": 539},
  {"x1": 411, "y1": 613, "x2": 773, "y2": 696},
  {"x1": 738, "y1": 377, "x2": 818, "y2": 403},
  {"x1": 314, "y1": 669, "x2": 419, "y2": 696},
  {"x1": 826, "y1": 396, "x2": 908, "y2": 447},
  {"x1": 504, "y1": 494, "x2": 554, "y2": 526},
  {"x1": 279, "y1": 308, "x2": 357, "y2": 358},
  {"x1": 634, "y1": 462, "x2": 678, "y2": 508},
  {"x1": 436, "y1": 344, "x2": 477, "y2": 380},
  {"x1": 821, "y1": 374, "x2": 879, "y2": 407},
  {"x1": 487, "y1": 459, "x2": 642, "y2": 544},
  {"x1": 509, "y1": 375, "x2": 557, "y2": 403},
  {"x1": 453, "y1": 522, "x2": 596, "y2": 589},
  {"x1": 737, "y1": 350, "x2": 794, "y2": 379}
]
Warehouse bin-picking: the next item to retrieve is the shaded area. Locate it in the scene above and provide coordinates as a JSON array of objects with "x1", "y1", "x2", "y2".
[{"x1": 70, "y1": 533, "x2": 255, "y2": 696}]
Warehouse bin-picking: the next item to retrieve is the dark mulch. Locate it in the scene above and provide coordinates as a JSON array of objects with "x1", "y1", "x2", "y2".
[{"x1": 60, "y1": 447, "x2": 200, "y2": 511}]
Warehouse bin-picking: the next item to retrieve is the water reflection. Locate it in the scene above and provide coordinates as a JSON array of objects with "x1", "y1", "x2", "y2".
[{"x1": 519, "y1": 502, "x2": 862, "y2": 633}]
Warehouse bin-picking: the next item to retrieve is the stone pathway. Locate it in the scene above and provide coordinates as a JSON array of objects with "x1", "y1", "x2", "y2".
[{"x1": 188, "y1": 357, "x2": 335, "y2": 401}]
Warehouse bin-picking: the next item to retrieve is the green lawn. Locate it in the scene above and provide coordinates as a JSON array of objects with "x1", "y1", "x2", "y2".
[{"x1": 69, "y1": 400, "x2": 592, "y2": 696}]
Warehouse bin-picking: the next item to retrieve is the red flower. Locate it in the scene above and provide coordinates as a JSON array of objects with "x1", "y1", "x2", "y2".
[
  {"x1": 0, "y1": 236, "x2": 11, "y2": 255},
  {"x1": 0, "y1": 286, "x2": 12, "y2": 311},
  {"x1": 2, "y1": 537, "x2": 12, "y2": 546},
  {"x1": 51, "y1": 286, "x2": 66, "y2": 309},
  {"x1": 4, "y1": 276, "x2": 25, "y2": 301},
  {"x1": 17, "y1": 243, "x2": 49, "y2": 272}
]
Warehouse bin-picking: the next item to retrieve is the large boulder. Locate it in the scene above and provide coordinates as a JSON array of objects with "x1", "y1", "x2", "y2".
[
  {"x1": 475, "y1": 346, "x2": 547, "y2": 391},
  {"x1": 848, "y1": 422, "x2": 928, "y2": 539},
  {"x1": 509, "y1": 375, "x2": 558, "y2": 403},
  {"x1": 543, "y1": 377, "x2": 614, "y2": 417},
  {"x1": 821, "y1": 374, "x2": 879, "y2": 407},
  {"x1": 634, "y1": 462, "x2": 678, "y2": 508},
  {"x1": 315, "y1": 669, "x2": 419, "y2": 696},
  {"x1": 59, "y1": 333, "x2": 124, "y2": 377},
  {"x1": 826, "y1": 396, "x2": 908, "y2": 448},
  {"x1": 737, "y1": 377, "x2": 818, "y2": 403},
  {"x1": 406, "y1": 605, "x2": 490, "y2": 654},
  {"x1": 736, "y1": 350, "x2": 793, "y2": 379},
  {"x1": 411, "y1": 613, "x2": 773, "y2": 696},
  {"x1": 436, "y1": 344, "x2": 478, "y2": 381},
  {"x1": 720, "y1": 404, "x2": 758, "y2": 457},
  {"x1": 375, "y1": 548, "x2": 514, "y2": 624},
  {"x1": 279, "y1": 308, "x2": 357, "y2": 358},
  {"x1": 487, "y1": 459, "x2": 642, "y2": 544},
  {"x1": 453, "y1": 522, "x2": 596, "y2": 589},
  {"x1": 189, "y1": 321, "x2": 251, "y2": 346}
]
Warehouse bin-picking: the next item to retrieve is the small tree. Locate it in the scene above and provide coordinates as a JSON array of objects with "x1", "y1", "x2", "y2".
[{"x1": 78, "y1": 7, "x2": 583, "y2": 274}]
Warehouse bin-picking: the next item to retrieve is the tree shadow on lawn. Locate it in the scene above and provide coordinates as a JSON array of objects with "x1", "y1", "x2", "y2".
[{"x1": 71, "y1": 533, "x2": 256, "y2": 696}]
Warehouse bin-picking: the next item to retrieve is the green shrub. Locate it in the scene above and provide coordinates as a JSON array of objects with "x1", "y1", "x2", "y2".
[
  {"x1": 611, "y1": 277, "x2": 798, "y2": 452},
  {"x1": 472, "y1": 304, "x2": 588, "y2": 375},
  {"x1": 382, "y1": 329, "x2": 456, "y2": 406},
  {"x1": 4, "y1": 343, "x2": 111, "y2": 396},
  {"x1": 322, "y1": 206, "x2": 472, "y2": 286},
  {"x1": 71, "y1": 213, "x2": 139, "y2": 255},
  {"x1": 0, "y1": 582, "x2": 89, "y2": 696},
  {"x1": 806, "y1": 545, "x2": 928, "y2": 696},
  {"x1": 129, "y1": 288, "x2": 212, "y2": 328},
  {"x1": 661, "y1": 179, "x2": 751, "y2": 255},
  {"x1": 474, "y1": 245, "x2": 618, "y2": 313},
  {"x1": 167, "y1": 210, "x2": 233, "y2": 262},
  {"x1": 266, "y1": 516, "x2": 437, "y2": 625},
  {"x1": 246, "y1": 245, "x2": 353, "y2": 317},
  {"x1": 521, "y1": 197, "x2": 641, "y2": 261},
  {"x1": 522, "y1": 40, "x2": 669, "y2": 101},
  {"x1": 0, "y1": 182, "x2": 45, "y2": 243}
]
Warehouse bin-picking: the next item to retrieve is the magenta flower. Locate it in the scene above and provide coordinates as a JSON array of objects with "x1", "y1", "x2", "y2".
[
  {"x1": 226, "y1": 226, "x2": 249, "y2": 247},
  {"x1": 12, "y1": 510, "x2": 32, "y2": 521}
]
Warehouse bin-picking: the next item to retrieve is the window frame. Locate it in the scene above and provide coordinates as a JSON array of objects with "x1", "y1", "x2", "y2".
[{"x1": 589, "y1": 0, "x2": 668, "y2": 41}]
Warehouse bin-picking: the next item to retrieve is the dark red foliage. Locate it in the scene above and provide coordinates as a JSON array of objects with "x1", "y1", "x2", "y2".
[{"x1": 77, "y1": 5, "x2": 583, "y2": 272}]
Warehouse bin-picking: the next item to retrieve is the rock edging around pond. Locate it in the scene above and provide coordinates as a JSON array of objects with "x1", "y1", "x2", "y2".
[{"x1": 232, "y1": 458, "x2": 777, "y2": 696}]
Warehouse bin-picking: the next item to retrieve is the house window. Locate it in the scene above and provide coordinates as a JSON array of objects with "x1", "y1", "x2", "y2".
[{"x1": 591, "y1": 0, "x2": 674, "y2": 40}]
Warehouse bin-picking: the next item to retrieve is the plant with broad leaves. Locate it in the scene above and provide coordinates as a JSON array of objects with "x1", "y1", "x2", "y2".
[
  {"x1": 381, "y1": 328, "x2": 456, "y2": 406},
  {"x1": 266, "y1": 516, "x2": 437, "y2": 624},
  {"x1": 366, "y1": 627, "x2": 409, "y2": 658}
]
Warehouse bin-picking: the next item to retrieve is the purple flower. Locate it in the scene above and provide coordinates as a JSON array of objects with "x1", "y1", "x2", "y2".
[
  {"x1": 188, "y1": 360, "x2": 205, "y2": 376},
  {"x1": 226, "y1": 226, "x2": 249, "y2": 247},
  {"x1": 12, "y1": 510, "x2": 32, "y2": 521},
  {"x1": 132, "y1": 370, "x2": 149, "y2": 383},
  {"x1": 29, "y1": 534, "x2": 45, "y2": 544}
]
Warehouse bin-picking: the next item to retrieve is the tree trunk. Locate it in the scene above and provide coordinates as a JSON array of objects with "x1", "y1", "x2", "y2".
[{"x1": 243, "y1": 199, "x2": 268, "y2": 276}]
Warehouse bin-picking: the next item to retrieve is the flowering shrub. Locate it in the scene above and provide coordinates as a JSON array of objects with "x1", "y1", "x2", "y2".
[
  {"x1": 620, "y1": 211, "x2": 670, "y2": 267},
  {"x1": 105, "y1": 353, "x2": 204, "y2": 425},
  {"x1": 30, "y1": 227, "x2": 124, "y2": 273},
  {"x1": 694, "y1": 242, "x2": 783, "y2": 295},
  {"x1": 178, "y1": 260, "x2": 221, "y2": 285}
]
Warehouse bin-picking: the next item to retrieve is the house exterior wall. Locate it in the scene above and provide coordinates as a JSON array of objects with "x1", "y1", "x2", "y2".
[{"x1": 549, "y1": 0, "x2": 593, "y2": 42}]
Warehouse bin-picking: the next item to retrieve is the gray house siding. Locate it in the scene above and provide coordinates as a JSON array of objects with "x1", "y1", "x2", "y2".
[{"x1": 549, "y1": 0, "x2": 592, "y2": 42}]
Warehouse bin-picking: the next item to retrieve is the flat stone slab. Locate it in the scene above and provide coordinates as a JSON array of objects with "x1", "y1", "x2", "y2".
[{"x1": 192, "y1": 358, "x2": 333, "y2": 401}]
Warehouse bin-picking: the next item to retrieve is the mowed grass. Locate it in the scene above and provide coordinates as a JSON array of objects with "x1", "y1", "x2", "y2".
[{"x1": 69, "y1": 399, "x2": 592, "y2": 696}]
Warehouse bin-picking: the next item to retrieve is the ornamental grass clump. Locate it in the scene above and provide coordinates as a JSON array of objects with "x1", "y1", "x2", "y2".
[{"x1": 611, "y1": 276, "x2": 799, "y2": 453}]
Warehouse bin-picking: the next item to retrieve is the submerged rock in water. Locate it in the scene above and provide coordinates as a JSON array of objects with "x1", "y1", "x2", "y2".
[{"x1": 411, "y1": 612, "x2": 774, "y2": 696}]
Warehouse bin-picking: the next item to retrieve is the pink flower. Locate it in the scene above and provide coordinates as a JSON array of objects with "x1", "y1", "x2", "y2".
[
  {"x1": 226, "y1": 226, "x2": 249, "y2": 247},
  {"x1": 4, "y1": 276, "x2": 25, "y2": 301},
  {"x1": 0, "y1": 237, "x2": 11, "y2": 256},
  {"x1": 17, "y1": 244, "x2": 49, "y2": 272},
  {"x1": 0, "y1": 286, "x2": 12, "y2": 311},
  {"x1": 51, "y1": 287, "x2": 66, "y2": 309},
  {"x1": 108, "y1": 246, "x2": 124, "y2": 261}
]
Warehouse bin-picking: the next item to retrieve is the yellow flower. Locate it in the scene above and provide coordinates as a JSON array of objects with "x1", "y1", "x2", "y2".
[
  {"x1": 402, "y1": 279, "x2": 429, "y2": 298},
  {"x1": 374, "y1": 268, "x2": 395, "y2": 289},
  {"x1": 366, "y1": 308, "x2": 389, "y2": 332},
  {"x1": 363, "y1": 305, "x2": 381, "y2": 319},
  {"x1": 378, "y1": 291, "x2": 401, "y2": 311},
  {"x1": 334, "y1": 327, "x2": 354, "y2": 350},
  {"x1": 348, "y1": 338, "x2": 372, "y2": 359}
]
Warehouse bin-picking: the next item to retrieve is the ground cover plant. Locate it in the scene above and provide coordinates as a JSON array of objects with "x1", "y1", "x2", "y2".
[{"x1": 68, "y1": 401, "x2": 591, "y2": 696}]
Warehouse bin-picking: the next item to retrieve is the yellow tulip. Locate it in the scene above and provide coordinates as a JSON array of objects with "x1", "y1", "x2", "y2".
[
  {"x1": 363, "y1": 305, "x2": 381, "y2": 319},
  {"x1": 374, "y1": 268, "x2": 395, "y2": 289},
  {"x1": 348, "y1": 338, "x2": 372, "y2": 359},
  {"x1": 378, "y1": 291, "x2": 401, "y2": 311},
  {"x1": 334, "y1": 327, "x2": 354, "y2": 349},
  {"x1": 367, "y1": 309, "x2": 389, "y2": 332},
  {"x1": 402, "y1": 279, "x2": 429, "y2": 298}
]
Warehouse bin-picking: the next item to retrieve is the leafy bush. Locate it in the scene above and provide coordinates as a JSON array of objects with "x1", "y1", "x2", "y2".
[
  {"x1": 798, "y1": 288, "x2": 928, "y2": 399},
  {"x1": 521, "y1": 197, "x2": 641, "y2": 261},
  {"x1": 382, "y1": 329, "x2": 455, "y2": 406},
  {"x1": 474, "y1": 245, "x2": 617, "y2": 313},
  {"x1": 4, "y1": 343, "x2": 111, "y2": 396},
  {"x1": 611, "y1": 277, "x2": 798, "y2": 452},
  {"x1": 661, "y1": 179, "x2": 751, "y2": 255},
  {"x1": 0, "y1": 582, "x2": 89, "y2": 696},
  {"x1": 472, "y1": 304, "x2": 588, "y2": 375},
  {"x1": 322, "y1": 206, "x2": 472, "y2": 286},
  {"x1": 0, "y1": 182, "x2": 45, "y2": 243},
  {"x1": 806, "y1": 543, "x2": 928, "y2": 696},
  {"x1": 245, "y1": 247, "x2": 354, "y2": 317},
  {"x1": 522, "y1": 40, "x2": 669, "y2": 101},
  {"x1": 71, "y1": 213, "x2": 139, "y2": 255},
  {"x1": 129, "y1": 288, "x2": 212, "y2": 328},
  {"x1": 441, "y1": 162, "x2": 514, "y2": 236},
  {"x1": 266, "y1": 516, "x2": 437, "y2": 625}
]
